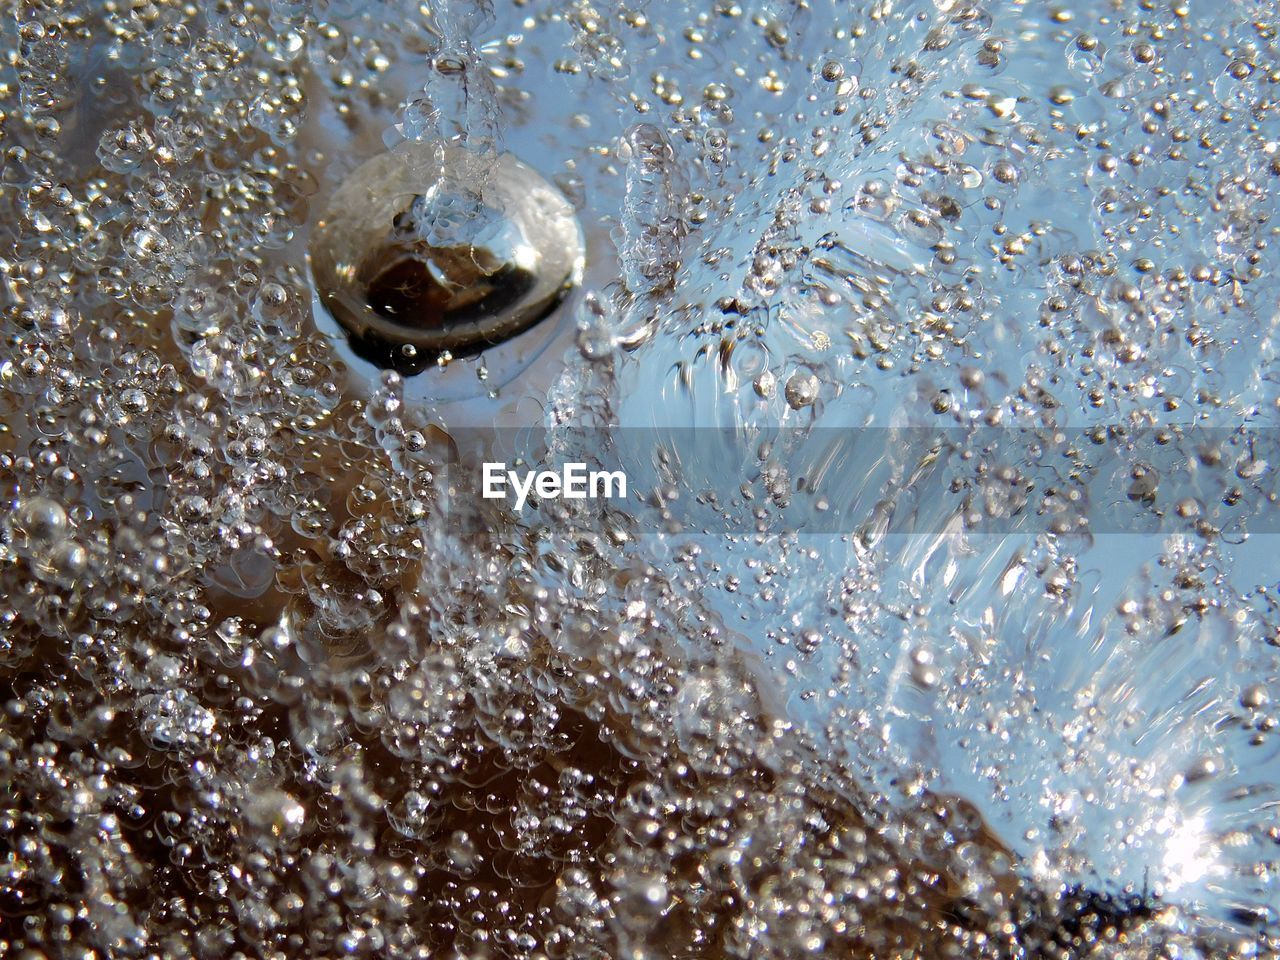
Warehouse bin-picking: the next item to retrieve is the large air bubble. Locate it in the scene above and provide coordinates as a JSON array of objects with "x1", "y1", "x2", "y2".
[{"x1": 309, "y1": 142, "x2": 584, "y2": 375}]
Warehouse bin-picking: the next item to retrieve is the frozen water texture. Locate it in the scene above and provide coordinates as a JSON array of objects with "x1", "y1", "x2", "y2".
[{"x1": 2, "y1": 0, "x2": 1280, "y2": 957}]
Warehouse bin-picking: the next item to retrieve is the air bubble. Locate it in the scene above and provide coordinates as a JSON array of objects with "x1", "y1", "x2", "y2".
[
  {"x1": 310, "y1": 142, "x2": 584, "y2": 373},
  {"x1": 784, "y1": 370, "x2": 819, "y2": 409}
]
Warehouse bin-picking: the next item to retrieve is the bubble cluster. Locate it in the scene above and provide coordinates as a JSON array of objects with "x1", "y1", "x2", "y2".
[{"x1": 2, "y1": 0, "x2": 1280, "y2": 957}]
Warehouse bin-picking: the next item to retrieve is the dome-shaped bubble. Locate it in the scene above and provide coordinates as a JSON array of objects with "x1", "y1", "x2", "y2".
[{"x1": 309, "y1": 142, "x2": 584, "y2": 375}]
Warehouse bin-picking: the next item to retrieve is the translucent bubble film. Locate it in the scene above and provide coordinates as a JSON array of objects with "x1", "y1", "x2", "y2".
[{"x1": 2, "y1": 0, "x2": 1280, "y2": 956}]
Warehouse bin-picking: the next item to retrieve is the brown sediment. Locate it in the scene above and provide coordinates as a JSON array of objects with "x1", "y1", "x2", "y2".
[
  {"x1": 0, "y1": 397, "x2": 1164, "y2": 957},
  {"x1": 0, "y1": 292, "x2": 1161, "y2": 957}
]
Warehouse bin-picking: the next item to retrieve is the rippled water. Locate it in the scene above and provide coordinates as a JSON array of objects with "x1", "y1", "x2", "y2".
[{"x1": 2, "y1": 0, "x2": 1279, "y2": 956}]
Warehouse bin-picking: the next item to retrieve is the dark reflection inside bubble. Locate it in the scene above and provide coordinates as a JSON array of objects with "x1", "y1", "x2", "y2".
[
  {"x1": 346, "y1": 232, "x2": 547, "y2": 374},
  {"x1": 364, "y1": 242, "x2": 536, "y2": 330}
]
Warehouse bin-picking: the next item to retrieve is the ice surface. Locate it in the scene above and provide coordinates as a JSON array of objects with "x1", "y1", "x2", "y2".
[{"x1": 2, "y1": 0, "x2": 1279, "y2": 956}]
